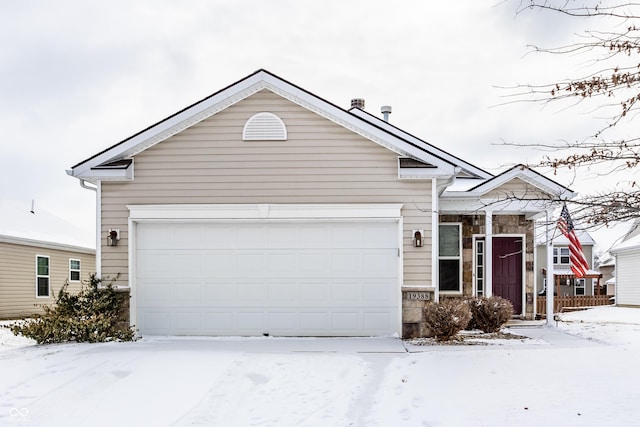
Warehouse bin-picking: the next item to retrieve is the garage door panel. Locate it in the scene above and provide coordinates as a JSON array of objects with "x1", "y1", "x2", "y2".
[
  {"x1": 233, "y1": 280, "x2": 267, "y2": 302},
  {"x1": 299, "y1": 252, "x2": 330, "y2": 273},
  {"x1": 299, "y1": 281, "x2": 331, "y2": 303},
  {"x1": 138, "y1": 252, "x2": 172, "y2": 275},
  {"x1": 203, "y1": 281, "x2": 235, "y2": 302},
  {"x1": 236, "y1": 225, "x2": 268, "y2": 248},
  {"x1": 266, "y1": 253, "x2": 298, "y2": 274},
  {"x1": 203, "y1": 253, "x2": 236, "y2": 276},
  {"x1": 172, "y1": 253, "x2": 203, "y2": 276},
  {"x1": 136, "y1": 220, "x2": 399, "y2": 336},
  {"x1": 235, "y1": 252, "x2": 266, "y2": 275},
  {"x1": 174, "y1": 281, "x2": 202, "y2": 302},
  {"x1": 268, "y1": 281, "x2": 299, "y2": 302},
  {"x1": 137, "y1": 278, "x2": 173, "y2": 304},
  {"x1": 203, "y1": 225, "x2": 236, "y2": 248},
  {"x1": 364, "y1": 250, "x2": 398, "y2": 275},
  {"x1": 203, "y1": 311, "x2": 235, "y2": 333},
  {"x1": 237, "y1": 311, "x2": 267, "y2": 331}
]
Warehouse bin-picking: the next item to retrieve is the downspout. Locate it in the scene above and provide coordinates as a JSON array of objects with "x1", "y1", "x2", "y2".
[{"x1": 78, "y1": 179, "x2": 101, "y2": 278}]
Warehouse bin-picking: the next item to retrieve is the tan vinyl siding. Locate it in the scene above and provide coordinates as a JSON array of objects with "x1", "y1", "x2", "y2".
[
  {"x1": 0, "y1": 241, "x2": 95, "y2": 319},
  {"x1": 101, "y1": 90, "x2": 433, "y2": 286}
]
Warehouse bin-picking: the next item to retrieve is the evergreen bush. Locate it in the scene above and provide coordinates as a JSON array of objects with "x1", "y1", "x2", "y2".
[
  {"x1": 423, "y1": 299, "x2": 472, "y2": 341},
  {"x1": 8, "y1": 274, "x2": 135, "y2": 344},
  {"x1": 467, "y1": 296, "x2": 513, "y2": 333}
]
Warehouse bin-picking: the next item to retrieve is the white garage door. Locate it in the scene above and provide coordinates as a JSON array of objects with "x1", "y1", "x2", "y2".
[{"x1": 135, "y1": 221, "x2": 400, "y2": 336}]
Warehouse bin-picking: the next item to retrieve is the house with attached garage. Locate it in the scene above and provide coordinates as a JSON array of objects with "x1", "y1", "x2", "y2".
[{"x1": 67, "y1": 69, "x2": 575, "y2": 338}]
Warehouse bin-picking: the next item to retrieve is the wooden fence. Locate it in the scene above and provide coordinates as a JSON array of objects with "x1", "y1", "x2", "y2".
[{"x1": 537, "y1": 295, "x2": 614, "y2": 316}]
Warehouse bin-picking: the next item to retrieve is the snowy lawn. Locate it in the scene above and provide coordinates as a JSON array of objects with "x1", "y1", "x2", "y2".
[{"x1": 2, "y1": 306, "x2": 639, "y2": 426}]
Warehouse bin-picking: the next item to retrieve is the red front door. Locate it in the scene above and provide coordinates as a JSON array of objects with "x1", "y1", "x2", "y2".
[{"x1": 492, "y1": 237, "x2": 523, "y2": 314}]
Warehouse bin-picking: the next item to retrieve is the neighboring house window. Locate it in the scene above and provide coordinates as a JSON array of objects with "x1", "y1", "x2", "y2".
[
  {"x1": 575, "y1": 278, "x2": 586, "y2": 296},
  {"x1": 69, "y1": 259, "x2": 81, "y2": 281},
  {"x1": 439, "y1": 224, "x2": 462, "y2": 292},
  {"x1": 553, "y1": 247, "x2": 570, "y2": 265},
  {"x1": 36, "y1": 255, "x2": 50, "y2": 297}
]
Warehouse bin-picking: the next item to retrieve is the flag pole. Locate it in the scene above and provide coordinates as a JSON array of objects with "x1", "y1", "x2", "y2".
[{"x1": 546, "y1": 209, "x2": 555, "y2": 326}]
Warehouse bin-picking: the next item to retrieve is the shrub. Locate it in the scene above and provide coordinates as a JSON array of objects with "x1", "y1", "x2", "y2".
[
  {"x1": 423, "y1": 299, "x2": 472, "y2": 341},
  {"x1": 467, "y1": 296, "x2": 513, "y2": 333},
  {"x1": 8, "y1": 274, "x2": 135, "y2": 344}
]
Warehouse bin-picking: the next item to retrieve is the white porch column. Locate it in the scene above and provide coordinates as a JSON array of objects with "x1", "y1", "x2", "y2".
[
  {"x1": 546, "y1": 209, "x2": 555, "y2": 326},
  {"x1": 484, "y1": 210, "x2": 493, "y2": 297},
  {"x1": 432, "y1": 178, "x2": 440, "y2": 302}
]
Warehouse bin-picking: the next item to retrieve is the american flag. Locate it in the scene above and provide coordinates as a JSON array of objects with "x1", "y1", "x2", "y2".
[{"x1": 558, "y1": 203, "x2": 589, "y2": 278}]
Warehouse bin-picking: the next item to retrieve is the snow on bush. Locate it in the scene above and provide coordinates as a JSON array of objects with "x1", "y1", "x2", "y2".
[
  {"x1": 423, "y1": 299, "x2": 472, "y2": 341},
  {"x1": 466, "y1": 296, "x2": 513, "y2": 333},
  {"x1": 6, "y1": 274, "x2": 134, "y2": 344}
]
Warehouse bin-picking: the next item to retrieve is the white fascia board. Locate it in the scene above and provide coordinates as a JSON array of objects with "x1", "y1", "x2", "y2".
[
  {"x1": 467, "y1": 168, "x2": 576, "y2": 200},
  {"x1": 398, "y1": 168, "x2": 456, "y2": 179},
  {"x1": 75, "y1": 163, "x2": 134, "y2": 183},
  {"x1": 128, "y1": 203, "x2": 404, "y2": 221}
]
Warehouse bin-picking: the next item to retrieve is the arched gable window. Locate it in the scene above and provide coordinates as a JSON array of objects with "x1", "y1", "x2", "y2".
[{"x1": 242, "y1": 112, "x2": 287, "y2": 141}]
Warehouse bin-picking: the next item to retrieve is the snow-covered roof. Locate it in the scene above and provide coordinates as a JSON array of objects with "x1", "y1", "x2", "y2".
[
  {"x1": 535, "y1": 227, "x2": 595, "y2": 246},
  {"x1": 0, "y1": 200, "x2": 94, "y2": 251},
  {"x1": 612, "y1": 233, "x2": 640, "y2": 254}
]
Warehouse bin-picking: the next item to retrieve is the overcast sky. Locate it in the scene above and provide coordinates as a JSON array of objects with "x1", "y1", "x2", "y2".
[{"x1": 1, "y1": 1, "x2": 631, "y2": 251}]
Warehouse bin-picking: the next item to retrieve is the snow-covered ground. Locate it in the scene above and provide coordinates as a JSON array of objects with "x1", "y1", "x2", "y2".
[{"x1": 1, "y1": 306, "x2": 639, "y2": 426}]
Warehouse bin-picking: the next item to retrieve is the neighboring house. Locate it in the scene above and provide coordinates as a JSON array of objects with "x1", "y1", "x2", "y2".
[
  {"x1": 67, "y1": 69, "x2": 575, "y2": 337},
  {"x1": 596, "y1": 254, "x2": 616, "y2": 296},
  {"x1": 611, "y1": 220, "x2": 640, "y2": 307},
  {"x1": 535, "y1": 229, "x2": 603, "y2": 297},
  {"x1": 0, "y1": 201, "x2": 95, "y2": 319}
]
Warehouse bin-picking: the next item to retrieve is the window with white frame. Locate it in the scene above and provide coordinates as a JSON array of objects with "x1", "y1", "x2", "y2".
[
  {"x1": 36, "y1": 255, "x2": 50, "y2": 297},
  {"x1": 553, "y1": 247, "x2": 570, "y2": 265},
  {"x1": 69, "y1": 259, "x2": 81, "y2": 281},
  {"x1": 475, "y1": 238, "x2": 485, "y2": 297},
  {"x1": 575, "y1": 278, "x2": 586, "y2": 295},
  {"x1": 439, "y1": 224, "x2": 462, "y2": 292}
]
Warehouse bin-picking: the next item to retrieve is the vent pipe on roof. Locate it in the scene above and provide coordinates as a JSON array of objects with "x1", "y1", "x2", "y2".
[
  {"x1": 350, "y1": 98, "x2": 365, "y2": 110},
  {"x1": 381, "y1": 105, "x2": 392, "y2": 122}
]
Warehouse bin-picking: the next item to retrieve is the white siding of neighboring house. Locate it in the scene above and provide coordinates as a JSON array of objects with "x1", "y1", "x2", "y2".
[
  {"x1": 616, "y1": 247, "x2": 640, "y2": 307},
  {"x1": 100, "y1": 89, "x2": 434, "y2": 288}
]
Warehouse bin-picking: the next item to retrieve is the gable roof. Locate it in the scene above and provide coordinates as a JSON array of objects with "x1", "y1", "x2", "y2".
[
  {"x1": 68, "y1": 69, "x2": 490, "y2": 183},
  {"x1": 444, "y1": 165, "x2": 575, "y2": 199}
]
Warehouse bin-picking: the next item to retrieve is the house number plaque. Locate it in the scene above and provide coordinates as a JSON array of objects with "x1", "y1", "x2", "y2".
[{"x1": 407, "y1": 292, "x2": 430, "y2": 301}]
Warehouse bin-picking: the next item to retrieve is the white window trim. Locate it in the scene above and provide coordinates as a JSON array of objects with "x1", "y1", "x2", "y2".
[
  {"x1": 439, "y1": 223, "x2": 462, "y2": 294},
  {"x1": 472, "y1": 235, "x2": 485, "y2": 297},
  {"x1": 69, "y1": 258, "x2": 81, "y2": 282},
  {"x1": 36, "y1": 255, "x2": 50, "y2": 298},
  {"x1": 553, "y1": 247, "x2": 570, "y2": 265}
]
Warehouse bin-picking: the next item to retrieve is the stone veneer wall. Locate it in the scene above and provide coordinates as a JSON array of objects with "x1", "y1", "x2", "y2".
[{"x1": 401, "y1": 214, "x2": 535, "y2": 338}]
